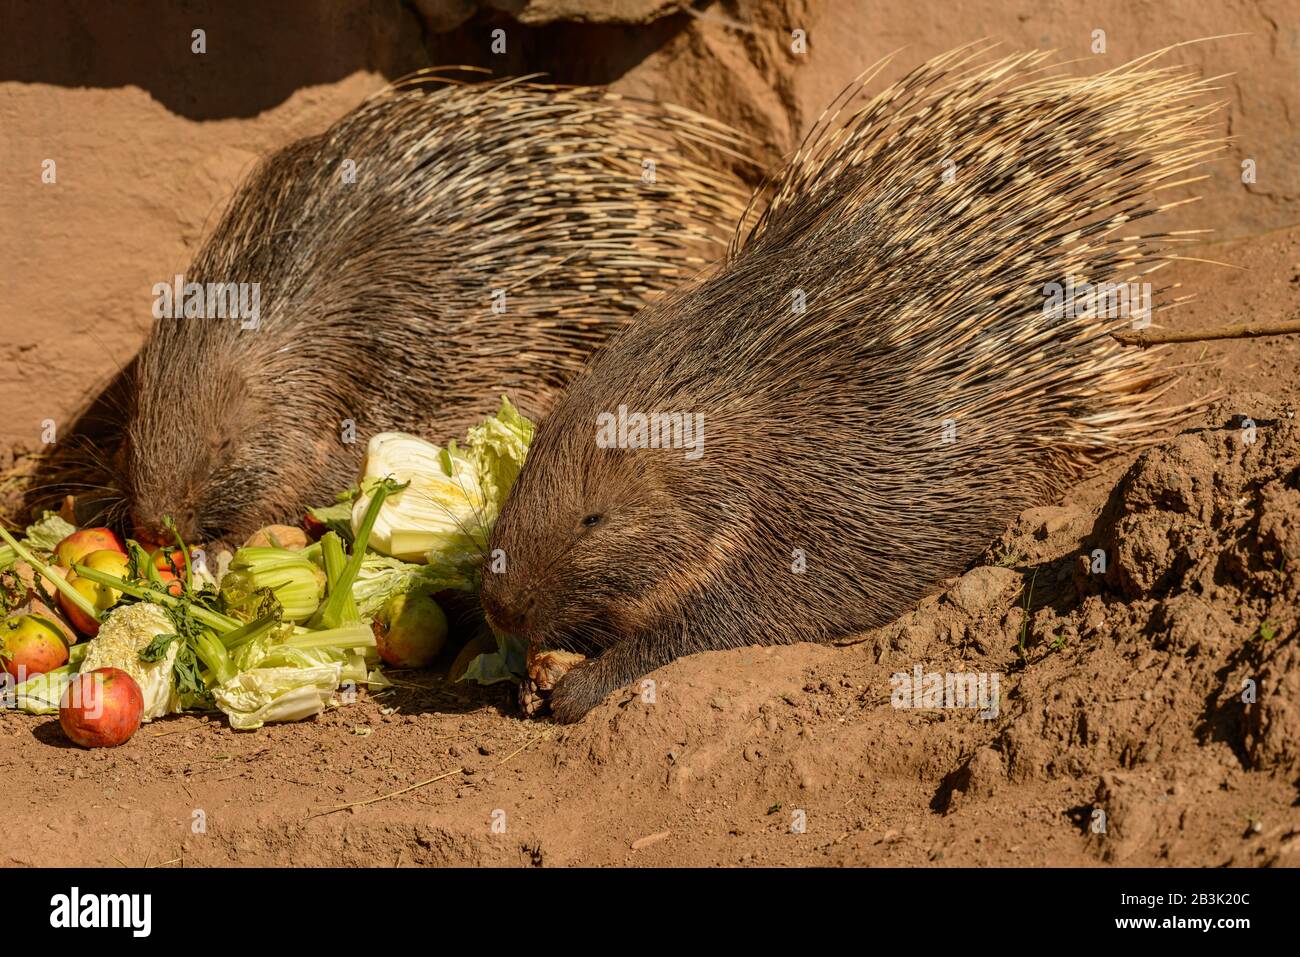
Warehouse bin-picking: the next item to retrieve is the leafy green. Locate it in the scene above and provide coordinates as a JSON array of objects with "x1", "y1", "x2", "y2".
[
  {"x1": 138, "y1": 631, "x2": 204, "y2": 697},
  {"x1": 459, "y1": 630, "x2": 527, "y2": 685},
  {"x1": 23, "y1": 512, "x2": 77, "y2": 553},
  {"x1": 350, "y1": 553, "x2": 457, "y2": 619},
  {"x1": 308, "y1": 489, "x2": 358, "y2": 545},
  {"x1": 464, "y1": 395, "x2": 533, "y2": 516}
]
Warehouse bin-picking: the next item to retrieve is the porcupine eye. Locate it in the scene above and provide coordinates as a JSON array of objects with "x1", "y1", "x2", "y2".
[{"x1": 580, "y1": 513, "x2": 603, "y2": 529}]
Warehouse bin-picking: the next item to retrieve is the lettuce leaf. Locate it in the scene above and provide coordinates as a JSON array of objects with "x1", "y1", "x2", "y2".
[
  {"x1": 0, "y1": 512, "x2": 78, "y2": 570},
  {"x1": 212, "y1": 664, "x2": 343, "y2": 730},
  {"x1": 81, "y1": 603, "x2": 184, "y2": 721},
  {"x1": 214, "y1": 623, "x2": 377, "y2": 729},
  {"x1": 464, "y1": 395, "x2": 534, "y2": 518},
  {"x1": 308, "y1": 492, "x2": 357, "y2": 546},
  {"x1": 459, "y1": 630, "x2": 527, "y2": 685},
  {"x1": 24, "y1": 513, "x2": 77, "y2": 552},
  {"x1": 350, "y1": 553, "x2": 457, "y2": 619},
  {"x1": 349, "y1": 396, "x2": 533, "y2": 589}
]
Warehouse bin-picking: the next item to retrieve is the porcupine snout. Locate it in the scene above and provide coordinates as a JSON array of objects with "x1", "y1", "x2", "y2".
[{"x1": 480, "y1": 586, "x2": 538, "y2": 638}]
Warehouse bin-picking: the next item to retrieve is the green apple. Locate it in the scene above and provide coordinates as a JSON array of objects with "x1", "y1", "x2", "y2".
[
  {"x1": 60, "y1": 549, "x2": 130, "y2": 637},
  {"x1": 375, "y1": 593, "x2": 448, "y2": 668}
]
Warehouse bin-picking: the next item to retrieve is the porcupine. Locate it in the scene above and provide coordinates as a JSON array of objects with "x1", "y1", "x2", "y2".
[
  {"x1": 480, "y1": 44, "x2": 1226, "y2": 722},
  {"x1": 118, "y1": 75, "x2": 753, "y2": 546}
]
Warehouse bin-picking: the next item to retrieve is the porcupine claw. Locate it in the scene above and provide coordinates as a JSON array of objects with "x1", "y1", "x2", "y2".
[
  {"x1": 519, "y1": 647, "x2": 587, "y2": 718},
  {"x1": 518, "y1": 677, "x2": 548, "y2": 717}
]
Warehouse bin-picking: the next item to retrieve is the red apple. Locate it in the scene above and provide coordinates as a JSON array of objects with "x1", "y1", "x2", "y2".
[
  {"x1": 53, "y1": 528, "x2": 125, "y2": 570},
  {"x1": 60, "y1": 549, "x2": 131, "y2": 637},
  {"x1": 0, "y1": 614, "x2": 70, "y2": 680},
  {"x1": 374, "y1": 593, "x2": 448, "y2": 668},
  {"x1": 59, "y1": 668, "x2": 143, "y2": 748}
]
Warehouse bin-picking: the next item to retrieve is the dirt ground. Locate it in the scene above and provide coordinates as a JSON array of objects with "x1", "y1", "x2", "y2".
[{"x1": 2, "y1": 2, "x2": 1299, "y2": 867}]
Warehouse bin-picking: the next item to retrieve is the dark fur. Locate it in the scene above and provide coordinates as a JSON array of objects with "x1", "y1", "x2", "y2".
[
  {"x1": 482, "y1": 45, "x2": 1222, "y2": 722},
  {"x1": 122, "y1": 77, "x2": 751, "y2": 544}
]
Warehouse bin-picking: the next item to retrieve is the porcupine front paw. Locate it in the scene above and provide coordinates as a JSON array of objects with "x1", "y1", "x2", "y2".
[
  {"x1": 548, "y1": 660, "x2": 618, "y2": 724},
  {"x1": 519, "y1": 647, "x2": 586, "y2": 718},
  {"x1": 518, "y1": 677, "x2": 548, "y2": 718},
  {"x1": 546, "y1": 637, "x2": 673, "y2": 723}
]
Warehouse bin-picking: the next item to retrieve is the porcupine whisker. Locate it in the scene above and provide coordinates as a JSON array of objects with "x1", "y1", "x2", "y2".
[
  {"x1": 406, "y1": 485, "x2": 491, "y2": 565},
  {"x1": 21, "y1": 476, "x2": 123, "y2": 494},
  {"x1": 43, "y1": 439, "x2": 114, "y2": 479}
]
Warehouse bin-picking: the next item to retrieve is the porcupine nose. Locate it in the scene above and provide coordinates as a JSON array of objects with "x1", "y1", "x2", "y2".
[
  {"x1": 482, "y1": 591, "x2": 537, "y2": 636},
  {"x1": 131, "y1": 506, "x2": 199, "y2": 549}
]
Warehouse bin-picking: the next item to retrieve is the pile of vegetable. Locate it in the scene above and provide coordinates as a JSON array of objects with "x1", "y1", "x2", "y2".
[{"x1": 0, "y1": 397, "x2": 532, "y2": 747}]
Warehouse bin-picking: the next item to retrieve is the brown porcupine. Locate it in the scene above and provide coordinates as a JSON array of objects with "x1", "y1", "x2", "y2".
[
  {"x1": 118, "y1": 75, "x2": 753, "y2": 545},
  {"x1": 480, "y1": 44, "x2": 1226, "y2": 723}
]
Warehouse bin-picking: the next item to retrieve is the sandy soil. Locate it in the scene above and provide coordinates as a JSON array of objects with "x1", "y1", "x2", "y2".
[{"x1": 1, "y1": 2, "x2": 1298, "y2": 867}]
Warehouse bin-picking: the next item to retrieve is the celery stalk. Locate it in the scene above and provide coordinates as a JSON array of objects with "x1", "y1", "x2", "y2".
[
  {"x1": 320, "y1": 532, "x2": 344, "y2": 588},
  {"x1": 195, "y1": 630, "x2": 236, "y2": 685},
  {"x1": 162, "y1": 516, "x2": 193, "y2": 589},
  {"x1": 318, "y1": 532, "x2": 359, "y2": 624},
  {"x1": 309, "y1": 479, "x2": 402, "y2": 630},
  {"x1": 128, "y1": 541, "x2": 162, "y2": 587},
  {"x1": 285, "y1": 623, "x2": 375, "y2": 651},
  {"x1": 219, "y1": 614, "x2": 279, "y2": 651},
  {"x1": 72, "y1": 564, "x2": 241, "y2": 633}
]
